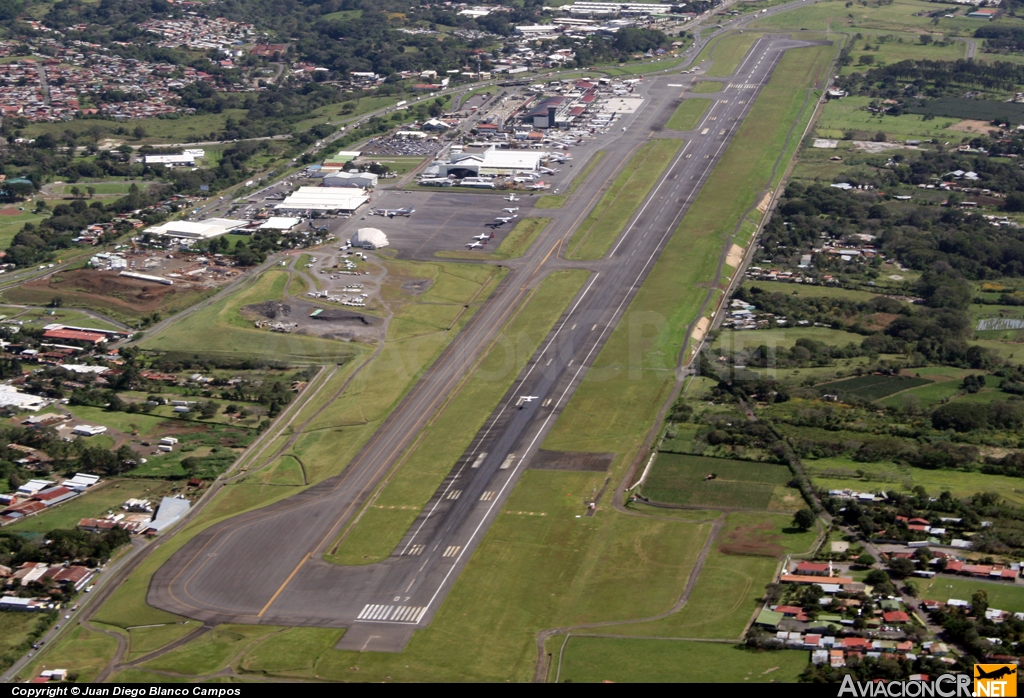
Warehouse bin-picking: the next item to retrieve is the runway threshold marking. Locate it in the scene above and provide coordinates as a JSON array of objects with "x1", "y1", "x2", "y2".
[
  {"x1": 257, "y1": 552, "x2": 309, "y2": 617},
  {"x1": 446, "y1": 490, "x2": 462, "y2": 500},
  {"x1": 443, "y1": 546, "x2": 461, "y2": 557},
  {"x1": 405, "y1": 544, "x2": 426, "y2": 555},
  {"x1": 480, "y1": 491, "x2": 496, "y2": 501}
]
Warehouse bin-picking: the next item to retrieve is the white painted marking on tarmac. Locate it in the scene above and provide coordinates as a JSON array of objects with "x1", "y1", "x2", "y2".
[
  {"x1": 405, "y1": 544, "x2": 425, "y2": 556},
  {"x1": 546, "y1": 357, "x2": 553, "y2": 365},
  {"x1": 591, "y1": 324, "x2": 597, "y2": 331},
  {"x1": 471, "y1": 452, "x2": 487, "y2": 469},
  {"x1": 500, "y1": 454, "x2": 516, "y2": 470},
  {"x1": 667, "y1": 83, "x2": 682, "y2": 86},
  {"x1": 542, "y1": 398, "x2": 552, "y2": 407},
  {"x1": 446, "y1": 490, "x2": 462, "y2": 500},
  {"x1": 480, "y1": 491, "x2": 496, "y2": 501},
  {"x1": 443, "y1": 545, "x2": 461, "y2": 557}
]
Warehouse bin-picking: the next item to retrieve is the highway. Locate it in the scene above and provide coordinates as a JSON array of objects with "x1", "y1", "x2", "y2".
[{"x1": 148, "y1": 34, "x2": 828, "y2": 651}]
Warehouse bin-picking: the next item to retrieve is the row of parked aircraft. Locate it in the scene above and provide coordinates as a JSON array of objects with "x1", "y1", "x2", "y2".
[{"x1": 466, "y1": 194, "x2": 521, "y2": 248}]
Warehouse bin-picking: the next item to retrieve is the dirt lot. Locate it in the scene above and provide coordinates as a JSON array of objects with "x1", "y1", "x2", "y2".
[
  {"x1": 718, "y1": 521, "x2": 785, "y2": 557},
  {"x1": 8, "y1": 269, "x2": 207, "y2": 314},
  {"x1": 241, "y1": 297, "x2": 384, "y2": 343},
  {"x1": 949, "y1": 119, "x2": 1001, "y2": 136}
]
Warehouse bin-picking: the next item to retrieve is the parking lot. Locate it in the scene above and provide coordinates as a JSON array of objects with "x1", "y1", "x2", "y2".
[
  {"x1": 328, "y1": 189, "x2": 541, "y2": 261},
  {"x1": 362, "y1": 135, "x2": 446, "y2": 157}
]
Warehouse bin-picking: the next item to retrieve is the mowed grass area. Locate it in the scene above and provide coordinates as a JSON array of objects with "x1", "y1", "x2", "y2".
[
  {"x1": 606, "y1": 513, "x2": 815, "y2": 639},
  {"x1": 803, "y1": 457, "x2": 1024, "y2": 507},
  {"x1": 18, "y1": 623, "x2": 120, "y2": 683},
  {"x1": 746, "y1": 280, "x2": 885, "y2": 301},
  {"x1": 692, "y1": 81, "x2": 724, "y2": 93},
  {"x1": 22, "y1": 110, "x2": 250, "y2": 144},
  {"x1": 665, "y1": 98, "x2": 712, "y2": 131},
  {"x1": 326, "y1": 270, "x2": 590, "y2": 565},
  {"x1": 837, "y1": 32, "x2": 967, "y2": 77},
  {"x1": 554, "y1": 637, "x2": 807, "y2": 683},
  {"x1": 439, "y1": 217, "x2": 551, "y2": 260},
  {"x1": 545, "y1": 44, "x2": 834, "y2": 464},
  {"x1": 566, "y1": 139, "x2": 683, "y2": 260},
  {"x1": 915, "y1": 577, "x2": 1024, "y2": 613},
  {"x1": 5, "y1": 479, "x2": 176, "y2": 533},
  {"x1": 0, "y1": 611, "x2": 50, "y2": 673},
  {"x1": 139, "y1": 624, "x2": 278, "y2": 675},
  {"x1": 642, "y1": 453, "x2": 791, "y2": 509},
  {"x1": 704, "y1": 32, "x2": 760, "y2": 77},
  {"x1": 535, "y1": 150, "x2": 607, "y2": 209}
]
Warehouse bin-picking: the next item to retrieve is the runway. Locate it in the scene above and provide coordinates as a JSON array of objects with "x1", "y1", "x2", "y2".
[{"x1": 148, "y1": 35, "x2": 827, "y2": 651}]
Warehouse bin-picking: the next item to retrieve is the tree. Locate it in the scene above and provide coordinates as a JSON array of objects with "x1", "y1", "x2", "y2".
[
  {"x1": 855, "y1": 553, "x2": 876, "y2": 567},
  {"x1": 971, "y1": 589, "x2": 988, "y2": 618},
  {"x1": 873, "y1": 131, "x2": 887, "y2": 142},
  {"x1": 887, "y1": 557, "x2": 915, "y2": 579},
  {"x1": 793, "y1": 508, "x2": 816, "y2": 531},
  {"x1": 865, "y1": 569, "x2": 890, "y2": 587}
]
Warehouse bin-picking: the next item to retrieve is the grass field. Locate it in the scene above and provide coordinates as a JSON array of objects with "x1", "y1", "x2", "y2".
[
  {"x1": 18, "y1": 623, "x2": 119, "y2": 683},
  {"x1": 326, "y1": 270, "x2": 589, "y2": 564},
  {"x1": 535, "y1": 151, "x2": 607, "y2": 209},
  {"x1": 0, "y1": 209, "x2": 48, "y2": 250},
  {"x1": 712, "y1": 326, "x2": 866, "y2": 352},
  {"x1": 915, "y1": 577, "x2": 1024, "y2": 613},
  {"x1": 22, "y1": 110, "x2": 250, "y2": 144},
  {"x1": 554, "y1": 637, "x2": 807, "y2": 683},
  {"x1": 705, "y1": 32, "x2": 760, "y2": 77},
  {"x1": 545, "y1": 43, "x2": 834, "y2": 466},
  {"x1": 642, "y1": 454, "x2": 792, "y2": 509},
  {"x1": 692, "y1": 81, "x2": 724, "y2": 93},
  {"x1": 665, "y1": 98, "x2": 712, "y2": 131},
  {"x1": 819, "y1": 373, "x2": 931, "y2": 400},
  {"x1": 5, "y1": 479, "x2": 176, "y2": 533},
  {"x1": 138, "y1": 624, "x2": 277, "y2": 675},
  {"x1": 746, "y1": 280, "x2": 886, "y2": 301},
  {"x1": 815, "y1": 95, "x2": 966, "y2": 142},
  {"x1": 566, "y1": 139, "x2": 683, "y2": 260},
  {"x1": 750, "y1": 0, "x2": 1024, "y2": 34}
]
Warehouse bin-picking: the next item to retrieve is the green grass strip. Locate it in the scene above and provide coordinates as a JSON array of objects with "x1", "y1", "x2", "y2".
[
  {"x1": 566, "y1": 139, "x2": 683, "y2": 260},
  {"x1": 692, "y1": 81, "x2": 724, "y2": 93},
  {"x1": 705, "y1": 32, "x2": 760, "y2": 78},
  {"x1": 666, "y1": 98, "x2": 712, "y2": 131}
]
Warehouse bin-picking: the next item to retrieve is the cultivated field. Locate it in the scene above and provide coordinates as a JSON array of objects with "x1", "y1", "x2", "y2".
[{"x1": 819, "y1": 374, "x2": 931, "y2": 400}]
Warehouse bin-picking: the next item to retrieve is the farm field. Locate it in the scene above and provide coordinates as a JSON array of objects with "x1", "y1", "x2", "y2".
[
  {"x1": 5, "y1": 479, "x2": 177, "y2": 533},
  {"x1": 803, "y1": 457, "x2": 1024, "y2": 507},
  {"x1": 665, "y1": 98, "x2": 712, "y2": 131},
  {"x1": 553, "y1": 637, "x2": 807, "y2": 683},
  {"x1": 641, "y1": 453, "x2": 792, "y2": 510},
  {"x1": 566, "y1": 139, "x2": 684, "y2": 260},
  {"x1": 818, "y1": 373, "x2": 931, "y2": 400}
]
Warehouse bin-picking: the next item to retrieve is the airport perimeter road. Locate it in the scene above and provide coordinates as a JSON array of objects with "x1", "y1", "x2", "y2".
[{"x1": 148, "y1": 36, "x2": 825, "y2": 649}]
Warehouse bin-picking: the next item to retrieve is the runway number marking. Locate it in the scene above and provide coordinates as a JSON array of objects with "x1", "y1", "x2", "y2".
[
  {"x1": 443, "y1": 545, "x2": 461, "y2": 557},
  {"x1": 446, "y1": 490, "x2": 462, "y2": 500},
  {"x1": 405, "y1": 544, "x2": 425, "y2": 555},
  {"x1": 480, "y1": 491, "x2": 496, "y2": 501}
]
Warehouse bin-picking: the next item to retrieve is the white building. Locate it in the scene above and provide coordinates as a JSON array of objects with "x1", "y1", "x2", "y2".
[
  {"x1": 351, "y1": 228, "x2": 389, "y2": 250},
  {"x1": 144, "y1": 218, "x2": 248, "y2": 240},
  {"x1": 275, "y1": 187, "x2": 369, "y2": 213},
  {"x1": 258, "y1": 217, "x2": 302, "y2": 231},
  {"x1": 0, "y1": 385, "x2": 49, "y2": 412},
  {"x1": 323, "y1": 171, "x2": 378, "y2": 189}
]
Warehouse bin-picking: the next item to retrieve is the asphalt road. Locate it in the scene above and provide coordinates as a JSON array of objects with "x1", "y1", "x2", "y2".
[{"x1": 148, "y1": 35, "x2": 827, "y2": 651}]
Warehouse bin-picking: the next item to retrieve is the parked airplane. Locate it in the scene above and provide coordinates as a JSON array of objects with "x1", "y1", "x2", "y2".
[
  {"x1": 473, "y1": 233, "x2": 493, "y2": 240},
  {"x1": 505, "y1": 194, "x2": 519, "y2": 202},
  {"x1": 495, "y1": 216, "x2": 516, "y2": 223},
  {"x1": 372, "y1": 207, "x2": 415, "y2": 218},
  {"x1": 502, "y1": 207, "x2": 519, "y2": 213},
  {"x1": 466, "y1": 241, "x2": 485, "y2": 249}
]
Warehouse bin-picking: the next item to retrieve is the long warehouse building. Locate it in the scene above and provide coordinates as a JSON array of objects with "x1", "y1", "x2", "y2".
[{"x1": 275, "y1": 187, "x2": 369, "y2": 213}]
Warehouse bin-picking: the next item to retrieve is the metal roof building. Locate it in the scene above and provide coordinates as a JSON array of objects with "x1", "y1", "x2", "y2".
[
  {"x1": 144, "y1": 218, "x2": 248, "y2": 240},
  {"x1": 275, "y1": 187, "x2": 369, "y2": 213},
  {"x1": 351, "y1": 227, "x2": 389, "y2": 249}
]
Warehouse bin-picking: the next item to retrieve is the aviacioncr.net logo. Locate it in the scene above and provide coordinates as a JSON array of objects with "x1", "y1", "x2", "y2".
[
  {"x1": 838, "y1": 674, "x2": 973, "y2": 697},
  {"x1": 975, "y1": 664, "x2": 1017, "y2": 698}
]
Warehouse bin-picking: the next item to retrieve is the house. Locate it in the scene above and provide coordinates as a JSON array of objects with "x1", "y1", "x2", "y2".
[
  {"x1": 794, "y1": 561, "x2": 831, "y2": 577},
  {"x1": 883, "y1": 611, "x2": 911, "y2": 624},
  {"x1": 72, "y1": 424, "x2": 107, "y2": 437}
]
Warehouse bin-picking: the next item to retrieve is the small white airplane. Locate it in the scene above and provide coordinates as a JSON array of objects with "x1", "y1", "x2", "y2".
[
  {"x1": 502, "y1": 207, "x2": 519, "y2": 213},
  {"x1": 466, "y1": 241, "x2": 485, "y2": 249},
  {"x1": 372, "y1": 207, "x2": 415, "y2": 218},
  {"x1": 516, "y1": 395, "x2": 539, "y2": 408},
  {"x1": 495, "y1": 216, "x2": 516, "y2": 223},
  {"x1": 505, "y1": 194, "x2": 519, "y2": 202},
  {"x1": 473, "y1": 233, "x2": 493, "y2": 240}
]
